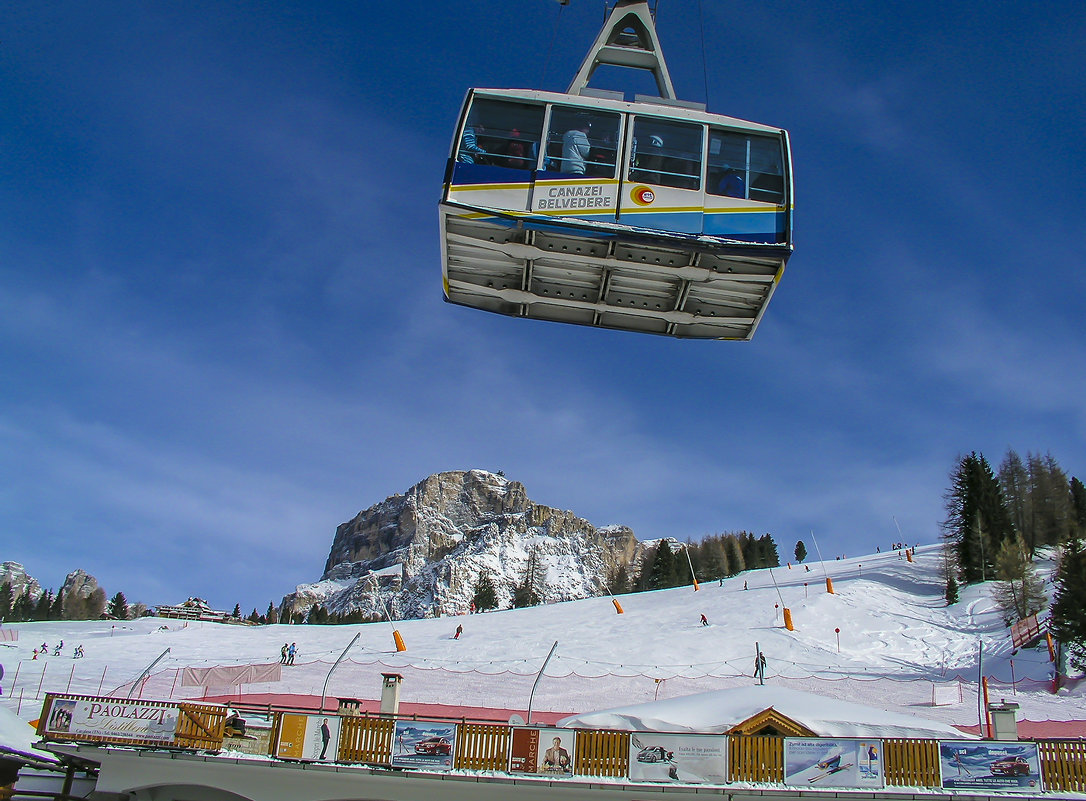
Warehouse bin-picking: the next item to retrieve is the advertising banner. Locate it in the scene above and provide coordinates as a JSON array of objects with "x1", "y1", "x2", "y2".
[
  {"x1": 274, "y1": 714, "x2": 342, "y2": 762},
  {"x1": 43, "y1": 698, "x2": 179, "y2": 744},
  {"x1": 939, "y1": 741, "x2": 1042, "y2": 793},
  {"x1": 628, "y1": 732, "x2": 728, "y2": 784},
  {"x1": 784, "y1": 738, "x2": 884, "y2": 788},
  {"x1": 391, "y1": 720, "x2": 457, "y2": 771},
  {"x1": 509, "y1": 727, "x2": 577, "y2": 776}
]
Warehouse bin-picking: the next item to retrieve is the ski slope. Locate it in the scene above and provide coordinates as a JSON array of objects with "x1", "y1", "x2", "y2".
[{"x1": 1, "y1": 545, "x2": 1081, "y2": 735}]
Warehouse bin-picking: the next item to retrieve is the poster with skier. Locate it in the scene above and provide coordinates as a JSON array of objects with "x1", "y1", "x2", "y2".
[
  {"x1": 938, "y1": 741, "x2": 1042, "y2": 792},
  {"x1": 390, "y1": 720, "x2": 456, "y2": 770},
  {"x1": 784, "y1": 738, "x2": 883, "y2": 788},
  {"x1": 628, "y1": 733, "x2": 727, "y2": 784},
  {"x1": 508, "y1": 727, "x2": 576, "y2": 776}
]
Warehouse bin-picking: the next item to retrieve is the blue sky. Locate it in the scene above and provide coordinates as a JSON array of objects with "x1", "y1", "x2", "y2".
[{"x1": 3, "y1": 1, "x2": 1084, "y2": 613}]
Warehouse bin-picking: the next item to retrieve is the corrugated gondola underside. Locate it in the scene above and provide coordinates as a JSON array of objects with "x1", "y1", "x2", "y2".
[{"x1": 440, "y1": 206, "x2": 789, "y2": 340}]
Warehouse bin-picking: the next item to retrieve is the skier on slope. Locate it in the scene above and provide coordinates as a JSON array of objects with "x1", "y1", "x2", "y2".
[{"x1": 700, "y1": 614, "x2": 709, "y2": 627}]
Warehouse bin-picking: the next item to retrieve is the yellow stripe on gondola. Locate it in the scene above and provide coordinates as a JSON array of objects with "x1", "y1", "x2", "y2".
[{"x1": 449, "y1": 181, "x2": 532, "y2": 192}]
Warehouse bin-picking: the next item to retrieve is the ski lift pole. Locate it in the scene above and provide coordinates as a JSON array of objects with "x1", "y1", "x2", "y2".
[
  {"x1": 527, "y1": 641, "x2": 559, "y2": 724},
  {"x1": 320, "y1": 632, "x2": 360, "y2": 714},
  {"x1": 683, "y1": 545, "x2": 699, "y2": 591},
  {"x1": 126, "y1": 648, "x2": 170, "y2": 699},
  {"x1": 810, "y1": 530, "x2": 834, "y2": 594},
  {"x1": 605, "y1": 586, "x2": 624, "y2": 614},
  {"x1": 377, "y1": 595, "x2": 407, "y2": 652},
  {"x1": 767, "y1": 568, "x2": 794, "y2": 631}
]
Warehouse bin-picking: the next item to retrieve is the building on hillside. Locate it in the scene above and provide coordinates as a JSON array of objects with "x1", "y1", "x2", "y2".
[{"x1": 154, "y1": 597, "x2": 235, "y2": 622}]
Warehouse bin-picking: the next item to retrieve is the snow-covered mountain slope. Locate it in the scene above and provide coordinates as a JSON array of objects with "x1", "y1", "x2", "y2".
[{"x1": 1, "y1": 545, "x2": 1081, "y2": 735}]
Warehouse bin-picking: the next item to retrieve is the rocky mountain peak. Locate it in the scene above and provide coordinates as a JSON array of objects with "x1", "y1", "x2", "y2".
[{"x1": 284, "y1": 470, "x2": 643, "y2": 620}]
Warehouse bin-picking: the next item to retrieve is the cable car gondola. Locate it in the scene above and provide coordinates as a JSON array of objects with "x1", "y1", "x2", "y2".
[{"x1": 439, "y1": 0, "x2": 793, "y2": 340}]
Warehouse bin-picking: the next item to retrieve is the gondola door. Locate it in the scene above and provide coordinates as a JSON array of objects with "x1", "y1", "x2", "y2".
[
  {"x1": 530, "y1": 105, "x2": 624, "y2": 226},
  {"x1": 617, "y1": 116, "x2": 705, "y2": 235}
]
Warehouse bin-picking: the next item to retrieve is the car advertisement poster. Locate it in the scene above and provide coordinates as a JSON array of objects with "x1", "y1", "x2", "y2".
[
  {"x1": 938, "y1": 741, "x2": 1042, "y2": 792},
  {"x1": 391, "y1": 720, "x2": 456, "y2": 771},
  {"x1": 628, "y1": 732, "x2": 728, "y2": 784},
  {"x1": 784, "y1": 738, "x2": 884, "y2": 788},
  {"x1": 274, "y1": 714, "x2": 342, "y2": 762},
  {"x1": 42, "y1": 697, "x2": 180, "y2": 744},
  {"x1": 508, "y1": 727, "x2": 577, "y2": 776}
]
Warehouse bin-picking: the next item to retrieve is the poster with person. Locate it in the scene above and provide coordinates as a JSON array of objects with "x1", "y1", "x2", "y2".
[
  {"x1": 274, "y1": 714, "x2": 342, "y2": 762},
  {"x1": 628, "y1": 732, "x2": 727, "y2": 784},
  {"x1": 938, "y1": 741, "x2": 1042, "y2": 793},
  {"x1": 390, "y1": 721, "x2": 457, "y2": 771},
  {"x1": 784, "y1": 738, "x2": 883, "y2": 788},
  {"x1": 508, "y1": 728, "x2": 576, "y2": 776}
]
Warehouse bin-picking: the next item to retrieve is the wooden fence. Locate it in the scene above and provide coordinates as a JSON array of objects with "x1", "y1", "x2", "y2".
[
  {"x1": 729, "y1": 735, "x2": 783, "y2": 783},
  {"x1": 337, "y1": 716, "x2": 395, "y2": 764},
  {"x1": 574, "y1": 730, "x2": 629, "y2": 777},
  {"x1": 453, "y1": 723, "x2": 510, "y2": 771},
  {"x1": 1039, "y1": 739, "x2": 1086, "y2": 793},
  {"x1": 883, "y1": 738, "x2": 940, "y2": 787}
]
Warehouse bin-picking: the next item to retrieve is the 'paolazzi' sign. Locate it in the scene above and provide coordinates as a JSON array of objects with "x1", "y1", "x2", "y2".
[{"x1": 44, "y1": 697, "x2": 180, "y2": 744}]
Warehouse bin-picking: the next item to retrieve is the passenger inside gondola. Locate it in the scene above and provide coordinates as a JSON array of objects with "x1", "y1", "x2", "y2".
[
  {"x1": 457, "y1": 118, "x2": 487, "y2": 164},
  {"x1": 714, "y1": 167, "x2": 745, "y2": 198},
  {"x1": 561, "y1": 116, "x2": 593, "y2": 175}
]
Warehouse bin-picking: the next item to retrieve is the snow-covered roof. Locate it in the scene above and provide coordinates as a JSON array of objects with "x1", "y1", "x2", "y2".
[
  {"x1": 0, "y1": 704, "x2": 56, "y2": 763},
  {"x1": 558, "y1": 685, "x2": 974, "y2": 740}
]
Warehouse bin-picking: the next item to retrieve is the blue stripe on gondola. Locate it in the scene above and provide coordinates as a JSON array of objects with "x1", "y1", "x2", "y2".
[
  {"x1": 704, "y1": 210, "x2": 788, "y2": 244},
  {"x1": 451, "y1": 163, "x2": 532, "y2": 185},
  {"x1": 617, "y1": 210, "x2": 702, "y2": 234}
]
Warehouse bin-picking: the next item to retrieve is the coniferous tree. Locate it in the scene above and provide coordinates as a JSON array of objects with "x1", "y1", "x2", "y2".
[
  {"x1": 647, "y1": 541, "x2": 677, "y2": 589},
  {"x1": 991, "y1": 535, "x2": 1046, "y2": 621},
  {"x1": 266, "y1": 603, "x2": 279, "y2": 624},
  {"x1": 945, "y1": 574, "x2": 960, "y2": 605},
  {"x1": 11, "y1": 592, "x2": 33, "y2": 621},
  {"x1": 1071, "y1": 477, "x2": 1086, "y2": 537},
  {"x1": 606, "y1": 563, "x2": 630, "y2": 595},
  {"x1": 63, "y1": 591, "x2": 87, "y2": 620},
  {"x1": 999, "y1": 449, "x2": 1030, "y2": 545},
  {"x1": 107, "y1": 591, "x2": 129, "y2": 620},
  {"x1": 49, "y1": 592, "x2": 64, "y2": 620},
  {"x1": 87, "y1": 587, "x2": 107, "y2": 619},
  {"x1": 0, "y1": 581, "x2": 13, "y2": 619},
  {"x1": 724, "y1": 536, "x2": 745, "y2": 575},
  {"x1": 1050, "y1": 537, "x2": 1086, "y2": 670},
  {"x1": 472, "y1": 573, "x2": 498, "y2": 611},
  {"x1": 794, "y1": 540, "x2": 807, "y2": 563},
  {"x1": 232, "y1": 603, "x2": 242, "y2": 619},
  {"x1": 513, "y1": 549, "x2": 543, "y2": 607},
  {"x1": 943, "y1": 452, "x2": 1014, "y2": 583},
  {"x1": 34, "y1": 591, "x2": 53, "y2": 621},
  {"x1": 1029, "y1": 452, "x2": 1072, "y2": 549}
]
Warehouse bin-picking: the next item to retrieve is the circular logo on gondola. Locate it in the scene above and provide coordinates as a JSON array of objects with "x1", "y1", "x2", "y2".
[{"x1": 631, "y1": 185, "x2": 655, "y2": 205}]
